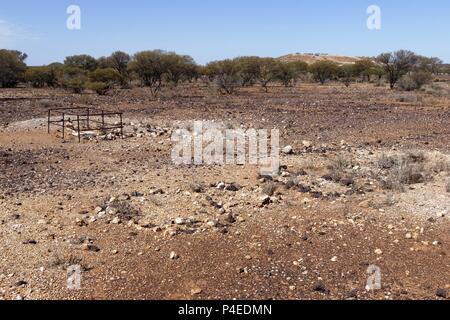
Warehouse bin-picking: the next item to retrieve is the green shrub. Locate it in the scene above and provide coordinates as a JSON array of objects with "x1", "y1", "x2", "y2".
[
  {"x1": 257, "y1": 58, "x2": 279, "y2": 92},
  {"x1": 276, "y1": 61, "x2": 308, "y2": 87},
  {"x1": 0, "y1": 49, "x2": 27, "y2": 88},
  {"x1": 128, "y1": 50, "x2": 174, "y2": 96},
  {"x1": 308, "y1": 61, "x2": 339, "y2": 85},
  {"x1": 87, "y1": 82, "x2": 109, "y2": 95},
  {"x1": 25, "y1": 66, "x2": 59, "y2": 88},
  {"x1": 64, "y1": 54, "x2": 98, "y2": 71},
  {"x1": 399, "y1": 71, "x2": 433, "y2": 91},
  {"x1": 87, "y1": 68, "x2": 122, "y2": 95},
  {"x1": 60, "y1": 66, "x2": 88, "y2": 93},
  {"x1": 205, "y1": 59, "x2": 242, "y2": 94},
  {"x1": 338, "y1": 64, "x2": 357, "y2": 87}
]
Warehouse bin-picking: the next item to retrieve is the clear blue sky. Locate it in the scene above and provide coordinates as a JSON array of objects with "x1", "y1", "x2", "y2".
[{"x1": 1, "y1": 0, "x2": 449, "y2": 65}]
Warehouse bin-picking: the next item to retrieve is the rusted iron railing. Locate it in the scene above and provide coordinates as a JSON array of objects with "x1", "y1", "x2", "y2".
[{"x1": 47, "y1": 107, "x2": 123, "y2": 142}]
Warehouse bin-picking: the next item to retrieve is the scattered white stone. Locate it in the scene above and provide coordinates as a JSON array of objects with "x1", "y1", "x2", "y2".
[
  {"x1": 111, "y1": 217, "x2": 121, "y2": 224},
  {"x1": 175, "y1": 217, "x2": 187, "y2": 225},
  {"x1": 169, "y1": 251, "x2": 179, "y2": 260},
  {"x1": 282, "y1": 145, "x2": 293, "y2": 155},
  {"x1": 217, "y1": 182, "x2": 226, "y2": 189}
]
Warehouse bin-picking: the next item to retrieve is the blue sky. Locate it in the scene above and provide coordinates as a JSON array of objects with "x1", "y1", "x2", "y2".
[{"x1": 1, "y1": 0, "x2": 449, "y2": 65}]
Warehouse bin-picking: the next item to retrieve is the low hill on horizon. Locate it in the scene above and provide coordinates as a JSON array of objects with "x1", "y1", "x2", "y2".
[{"x1": 279, "y1": 53, "x2": 365, "y2": 65}]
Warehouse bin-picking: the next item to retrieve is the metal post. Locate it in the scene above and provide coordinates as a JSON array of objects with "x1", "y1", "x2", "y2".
[
  {"x1": 101, "y1": 110, "x2": 105, "y2": 128},
  {"x1": 62, "y1": 113, "x2": 65, "y2": 139},
  {"x1": 87, "y1": 108, "x2": 90, "y2": 130},
  {"x1": 77, "y1": 115, "x2": 81, "y2": 143},
  {"x1": 47, "y1": 110, "x2": 51, "y2": 134},
  {"x1": 119, "y1": 113, "x2": 123, "y2": 138}
]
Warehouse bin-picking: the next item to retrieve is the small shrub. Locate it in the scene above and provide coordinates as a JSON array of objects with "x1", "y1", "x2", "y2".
[
  {"x1": 379, "y1": 152, "x2": 428, "y2": 191},
  {"x1": 60, "y1": 66, "x2": 88, "y2": 93},
  {"x1": 395, "y1": 94, "x2": 420, "y2": 103},
  {"x1": 87, "y1": 68, "x2": 122, "y2": 95},
  {"x1": 399, "y1": 71, "x2": 433, "y2": 91},
  {"x1": 205, "y1": 59, "x2": 242, "y2": 94},
  {"x1": 0, "y1": 49, "x2": 27, "y2": 88},
  {"x1": 309, "y1": 61, "x2": 339, "y2": 85},
  {"x1": 25, "y1": 66, "x2": 59, "y2": 88},
  {"x1": 327, "y1": 156, "x2": 351, "y2": 182},
  {"x1": 378, "y1": 154, "x2": 397, "y2": 169},
  {"x1": 262, "y1": 182, "x2": 277, "y2": 196},
  {"x1": 109, "y1": 200, "x2": 140, "y2": 221}
]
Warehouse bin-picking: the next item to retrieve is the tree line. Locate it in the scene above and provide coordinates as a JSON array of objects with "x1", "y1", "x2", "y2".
[{"x1": 0, "y1": 48, "x2": 446, "y2": 95}]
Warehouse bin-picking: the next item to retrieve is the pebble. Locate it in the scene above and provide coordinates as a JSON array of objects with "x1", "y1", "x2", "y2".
[
  {"x1": 217, "y1": 182, "x2": 226, "y2": 190},
  {"x1": 436, "y1": 288, "x2": 448, "y2": 298},
  {"x1": 259, "y1": 195, "x2": 271, "y2": 207},
  {"x1": 169, "y1": 251, "x2": 179, "y2": 260},
  {"x1": 175, "y1": 217, "x2": 188, "y2": 225},
  {"x1": 111, "y1": 217, "x2": 121, "y2": 224},
  {"x1": 84, "y1": 244, "x2": 100, "y2": 252},
  {"x1": 191, "y1": 287, "x2": 203, "y2": 295},
  {"x1": 282, "y1": 146, "x2": 293, "y2": 155}
]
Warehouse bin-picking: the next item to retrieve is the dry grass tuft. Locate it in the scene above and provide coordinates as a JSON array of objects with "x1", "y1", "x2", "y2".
[{"x1": 378, "y1": 151, "x2": 449, "y2": 192}]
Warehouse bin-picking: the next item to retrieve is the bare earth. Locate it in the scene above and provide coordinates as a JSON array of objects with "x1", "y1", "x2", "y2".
[{"x1": 0, "y1": 82, "x2": 449, "y2": 300}]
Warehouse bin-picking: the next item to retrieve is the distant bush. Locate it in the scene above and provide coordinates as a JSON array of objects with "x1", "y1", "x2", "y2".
[
  {"x1": 308, "y1": 61, "x2": 339, "y2": 84},
  {"x1": 353, "y1": 59, "x2": 376, "y2": 81},
  {"x1": 205, "y1": 59, "x2": 242, "y2": 94},
  {"x1": 128, "y1": 50, "x2": 196, "y2": 96},
  {"x1": 377, "y1": 50, "x2": 418, "y2": 89},
  {"x1": 0, "y1": 49, "x2": 27, "y2": 88},
  {"x1": 64, "y1": 54, "x2": 98, "y2": 71},
  {"x1": 164, "y1": 53, "x2": 197, "y2": 86},
  {"x1": 399, "y1": 71, "x2": 433, "y2": 91},
  {"x1": 87, "y1": 68, "x2": 122, "y2": 95},
  {"x1": 60, "y1": 66, "x2": 88, "y2": 94},
  {"x1": 276, "y1": 61, "x2": 308, "y2": 87},
  {"x1": 257, "y1": 58, "x2": 279, "y2": 92},
  {"x1": 97, "y1": 51, "x2": 131, "y2": 86},
  {"x1": 25, "y1": 66, "x2": 59, "y2": 88},
  {"x1": 338, "y1": 64, "x2": 357, "y2": 87},
  {"x1": 234, "y1": 56, "x2": 261, "y2": 87}
]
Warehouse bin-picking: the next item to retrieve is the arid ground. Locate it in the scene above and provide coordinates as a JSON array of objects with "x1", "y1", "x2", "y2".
[{"x1": 0, "y1": 82, "x2": 449, "y2": 300}]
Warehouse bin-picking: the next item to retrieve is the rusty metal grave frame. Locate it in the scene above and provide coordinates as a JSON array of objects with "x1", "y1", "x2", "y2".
[{"x1": 47, "y1": 107, "x2": 123, "y2": 142}]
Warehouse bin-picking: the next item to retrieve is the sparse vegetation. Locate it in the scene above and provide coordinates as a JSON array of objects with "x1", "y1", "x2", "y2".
[
  {"x1": 262, "y1": 182, "x2": 277, "y2": 196},
  {"x1": 25, "y1": 66, "x2": 59, "y2": 88},
  {"x1": 308, "y1": 60, "x2": 339, "y2": 85},
  {"x1": 338, "y1": 64, "x2": 356, "y2": 87},
  {"x1": 399, "y1": 71, "x2": 433, "y2": 91},
  {"x1": 205, "y1": 59, "x2": 242, "y2": 94},
  {"x1": 87, "y1": 68, "x2": 122, "y2": 95},
  {"x1": 0, "y1": 50, "x2": 27, "y2": 88},
  {"x1": 377, "y1": 151, "x2": 449, "y2": 191},
  {"x1": 64, "y1": 54, "x2": 98, "y2": 71},
  {"x1": 109, "y1": 200, "x2": 141, "y2": 221},
  {"x1": 377, "y1": 50, "x2": 418, "y2": 89}
]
